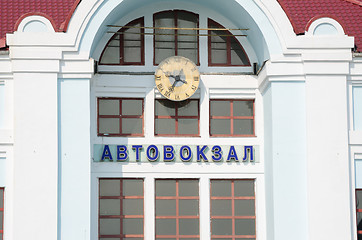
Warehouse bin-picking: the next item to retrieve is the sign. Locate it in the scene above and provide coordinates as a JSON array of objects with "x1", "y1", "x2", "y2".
[{"x1": 93, "y1": 144, "x2": 259, "y2": 163}]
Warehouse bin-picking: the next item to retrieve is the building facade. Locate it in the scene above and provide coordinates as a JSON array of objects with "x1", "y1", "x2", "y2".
[{"x1": 0, "y1": 0, "x2": 361, "y2": 239}]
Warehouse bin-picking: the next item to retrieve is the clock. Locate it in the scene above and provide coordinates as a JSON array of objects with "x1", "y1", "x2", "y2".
[{"x1": 155, "y1": 56, "x2": 200, "y2": 101}]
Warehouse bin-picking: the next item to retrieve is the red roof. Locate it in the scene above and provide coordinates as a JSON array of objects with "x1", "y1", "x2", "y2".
[
  {"x1": 0, "y1": 0, "x2": 80, "y2": 48},
  {"x1": 278, "y1": 0, "x2": 362, "y2": 52},
  {"x1": 0, "y1": 0, "x2": 361, "y2": 52}
]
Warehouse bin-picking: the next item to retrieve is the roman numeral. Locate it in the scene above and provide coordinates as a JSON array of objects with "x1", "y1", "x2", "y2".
[
  {"x1": 191, "y1": 85, "x2": 197, "y2": 91},
  {"x1": 194, "y1": 76, "x2": 199, "y2": 81},
  {"x1": 155, "y1": 75, "x2": 161, "y2": 81}
]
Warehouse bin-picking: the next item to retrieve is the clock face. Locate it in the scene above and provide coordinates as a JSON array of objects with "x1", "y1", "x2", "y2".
[{"x1": 155, "y1": 56, "x2": 200, "y2": 101}]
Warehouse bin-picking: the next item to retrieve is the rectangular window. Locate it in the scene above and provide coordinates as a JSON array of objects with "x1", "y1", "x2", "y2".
[
  {"x1": 356, "y1": 189, "x2": 362, "y2": 239},
  {"x1": 155, "y1": 179, "x2": 199, "y2": 240},
  {"x1": 99, "y1": 179, "x2": 144, "y2": 240},
  {"x1": 0, "y1": 188, "x2": 3, "y2": 240},
  {"x1": 98, "y1": 98, "x2": 144, "y2": 137},
  {"x1": 210, "y1": 99, "x2": 254, "y2": 137},
  {"x1": 155, "y1": 99, "x2": 199, "y2": 136},
  {"x1": 210, "y1": 180, "x2": 256, "y2": 240}
]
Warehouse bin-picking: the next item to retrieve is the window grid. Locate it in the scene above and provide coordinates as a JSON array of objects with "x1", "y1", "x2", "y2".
[
  {"x1": 99, "y1": 179, "x2": 144, "y2": 240},
  {"x1": 155, "y1": 179, "x2": 199, "y2": 240},
  {"x1": 99, "y1": 17, "x2": 145, "y2": 65},
  {"x1": 209, "y1": 99, "x2": 255, "y2": 137},
  {"x1": 208, "y1": 19, "x2": 250, "y2": 67},
  {"x1": 153, "y1": 10, "x2": 200, "y2": 65},
  {"x1": 0, "y1": 188, "x2": 4, "y2": 240},
  {"x1": 356, "y1": 189, "x2": 362, "y2": 238},
  {"x1": 155, "y1": 99, "x2": 200, "y2": 137},
  {"x1": 210, "y1": 180, "x2": 256, "y2": 240},
  {"x1": 97, "y1": 98, "x2": 144, "y2": 137}
]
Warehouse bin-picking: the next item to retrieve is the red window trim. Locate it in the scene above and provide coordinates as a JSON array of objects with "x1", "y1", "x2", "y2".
[
  {"x1": 208, "y1": 18, "x2": 251, "y2": 67},
  {"x1": 155, "y1": 179, "x2": 200, "y2": 239},
  {"x1": 153, "y1": 10, "x2": 200, "y2": 66},
  {"x1": 97, "y1": 97, "x2": 144, "y2": 137},
  {"x1": 210, "y1": 179, "x2": 256, "y2": 240},
  {"x1": 154, "y1": 99, "x2": 200, "y2": 137},
  {"x1": 99, "y1": 17, "x2": 145, "y2": 66},
  {"x1": 98, "y1": 178, "x2": 144, "y2": 240},
  {"x1": 0, "y1": 187, "x2": 4, "y2": 239},
  {"x1": 209, "y1": 99, "x2": 255, "y2": 137}
]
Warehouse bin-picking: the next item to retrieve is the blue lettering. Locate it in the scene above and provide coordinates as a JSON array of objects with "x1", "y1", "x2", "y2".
[
  {"x1": 101, "y1": 145, "x2": 113, "y2": 161},
  {"x1": 212, "y1": 145, "x2": 223, "y2": 162},
  {"x1": 227, "y1": 146, "x2": 239, "y2": 162},
  {"x1": 163, "y1": 145, "x2": 175, "y2": 162},
  {"x1": 147, "y1": 145, "x2": 159, "y2": 162},
  {"x1": 243, "y1": 146, "x2": 254, "y2": 162},
  {"x1": 117, "y1": 145, "x2": 128, "y2": 161},
  {"x1": 132, "y1": 145, "x2": 143, "y2": 162},
  {"x1": 197, "y1": 145, "x2": 208, "y2": 162},
  {"x1": 180, "y1": 145, "x2": 192, "y2": 162}
]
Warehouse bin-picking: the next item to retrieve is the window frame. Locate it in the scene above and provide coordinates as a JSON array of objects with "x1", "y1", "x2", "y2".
[
  {"x1": 98, "y1": 178, "x2": 144, "y2": 240},
  {"x1": 97, "y1": 97, "x2": 145, "y2": 137},
  {"x1": 209, "y1": 99, "x2": 255, "y2": 137},
  {"x1": 0, "y1": 188, "x2": 3, "y2": 240},
  {"x1": 210, "y1": 179, "x2": 256, "y2": 240},
  {"x1": 99, "y1": 17, "x2": 145, "y2": 66},
  {"x1": 154, "y1": 99, "x2": 200, "y2": 137},
  {"x1": 208, "y1": 18, "x2": 251, "y2": 67},
  {"x1": 155, "y1": 179, "x2": 200, "y2": 240},
  {"x1": 153, "y1": 10, "x2": 200, "y2": 66}
]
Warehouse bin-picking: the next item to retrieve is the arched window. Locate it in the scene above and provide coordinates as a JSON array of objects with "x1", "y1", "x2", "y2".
[
  {"x1": 154, "y1": 10, "x2": 199, "y2": 65},
  {"x1": 208, "y1": 19, "x2": 250, "y2": 66},
  {"x1": 99, "y1": 17, "x2": 145, "y2": 65}
]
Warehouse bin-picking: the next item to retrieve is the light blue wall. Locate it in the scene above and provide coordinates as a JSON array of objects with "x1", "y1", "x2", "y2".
[
  {"x1": 355, "y1": 159, "x2": 362, "y2": 188},
  {"x1": 353, "y1": 87, "x2": 362, "y2": 130},
  {"x1": 263, "y1": 82, "x2": 308, "y2": 240},
  {"x1": 0, "y1": 157, "x2": 5, "y2": 186},
  {"x1": 58, "y1": 79, "x2": 91, "y2": 240},
  {"x1": 0, "y1": 84, "x2": 5, "y2": 128}
]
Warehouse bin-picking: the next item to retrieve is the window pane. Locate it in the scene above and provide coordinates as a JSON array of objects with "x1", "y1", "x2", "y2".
[
  {"x1": 210, "y1": 32, "x2": 227, "y2": 64},
  {"x1": 155, "y1": 12, "x2": 175, "y2": 64},
  {"x1": 230, "y1": 38, "x2": 249, "y2": 65},
  {"x1": 211, "y1": 200, "x2": 232, "y2": 216},
  {"x1": 178, "y1": 100, "x2": 198, "y2": 116},
  {"x1": 235, "y1": 200, "x2": 255, "y2": 216},
  {"x1": 123, "y1": 179, "x2": 143, "y2": 196},
  {"x1": 99, "y1": 100, "x2": 120, "y2": 115},
  {"x1": 357, "y1": 190, "x2": 362, "y2": 209},
  {"x1": 156, "y1": 200, "x2": 176, "y2": 216},
  {"x1": 101, "y1": 38, "x2": 120, "y2": 64},
  {"x1": 211, "y1": 119, "x2": 231, "y2": 135},
  {"x1": 211, "y1": 180, "x2": 231, "y2": 196},
  {"x1": 155, "y1": 100, "x2": 175, "y2": 116},
  {"x1": 233, "y1": 101, "x2": 253, "y2": 116},
  {"x1": 156, "y1": 219, "x2": 176, "y2": 235},
  {"x1": 122, "y1": 118, "x2": 142, "y2": 134},
  {"x1": 99, "y1": 118, "x2": 120, "y2": 134},
  {"x1": 123, "y1": 23, "x2": 142, "y2": 63},
  {"x1": 156, "y1": 180, "x2": 176, "y2": 196},
  {"x1": 177, "y1": 12, "x2": 198, "y2": 63},
  {"x1": 234, "y1": 180, "x2": 254, "y2": 197},
  {"x1": 179, "y1": 199, "x2": 199, "y2": 216},
  {"x1": 100, "y1": 180, "x2": 120, "y2": 196},
  {"x1": 123, "y1": 218, "x2": 143, "y2": 234},
  {"x1": 234, "y1": 119, "x2": 253, "y2": 135},
  {"x1": 123, "y1": 199, "x2": 143, "y2": 215},
  {"x1": 179, "y1": 180, "x2": 198, "y2": 196},
  {"x1": 179, "y1": 218, "x2": 199, "y2": 235},
  {"x1": 99, "y1": 199, "x2": 120, "y2": 215},
  {"x1": 155, "y1": 119, "x2": 176, "y2": 135},
  {"x1": 99, "y1": 218, "x2": 121, "y2": 235},
  {"x1": 0, "y1": 189, "x2": 3, "y2": 207},
  {"x1": 211, "y1": 219, "x2": 232, "y2": 235},
  {"x1": 178, "y1": 119, "x2": 198, "y2": 135},
  {"x1": 210, "y1": 101, "x2": 230, "y2": 116},
  {"x1": 358, "y1": 212, "x2": 362, "y2": 230},
  {"x1": 235, "y1": 219, "x2": 255, "y2": 235},
  {"x1": 0, "y1": 211, "x2": 2, "y2": 231},
  {"x1": 122, "y1": 100, "x2": 143, "y2": 115}
]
